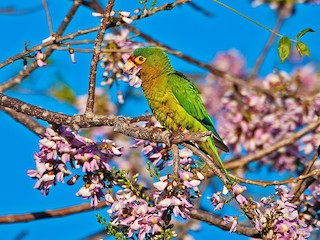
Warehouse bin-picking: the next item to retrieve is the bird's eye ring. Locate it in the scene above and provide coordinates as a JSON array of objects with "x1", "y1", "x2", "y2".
[{"x1": 134, "y1": 56, "x2": 146, "y2": 64}]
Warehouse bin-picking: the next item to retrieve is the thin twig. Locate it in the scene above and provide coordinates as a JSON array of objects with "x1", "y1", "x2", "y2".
[
  {"x1": 213, "y1": 0, "x2": 283, "y2": 38},
  {"x1": 51, "y1": 45, "x2": 131, "y2": 53},
  {"x1": 41, "y1": 0, "x2": 53, "y2": 35},
  {"x1": 85, "y1": 0, "x2": 115, "y2": 113},
  {"x1": 291, "y1": 148, "x2": 320, "y2": 200},
  {"x1": 56, "y1": 0, "x2": 83, "y2": 36}
]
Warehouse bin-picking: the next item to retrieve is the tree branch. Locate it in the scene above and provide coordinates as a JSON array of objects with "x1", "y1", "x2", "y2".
[
  {"x1": 0, "y1": 201, "x2": 106, "y2": 224},
  {"x1": 41, "y1": 0, "x2": 53, "y2": 35},
  {"x1": 291, "y1": 148, "x2": 320, "y2": 200},
  {"x1": 0, "y1": 93, "x2": 215, "y2": 146}
]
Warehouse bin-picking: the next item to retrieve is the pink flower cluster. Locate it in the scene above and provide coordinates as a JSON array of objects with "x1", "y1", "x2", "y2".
[
  {"x1": 131, "y1": 120, "x2": 170, "y2": 170},
  {"x1": 105, "y1": 189, "x2": 166, "y2": 240},
  {"x1": 255, "y1": 186, "x2": 312, "y2": 239},
  {"x1": 203, "y1": 51, "x2": 320, "y2": 174},
  {"x1": 28, "y1": 126, "x2": 122, "y2": 207},
  {"x1": 205, "y1": 63, "x2": 320, "y2": 173},
  {"x1": 100, "y1": 29, "x2": 142, "y2": 86},
  {"x1": 105, "y1": 171, "x2": 203, "y2": 239},
  {"x1": 214, "y1": 184, "x2": 312, "y2": 238}
]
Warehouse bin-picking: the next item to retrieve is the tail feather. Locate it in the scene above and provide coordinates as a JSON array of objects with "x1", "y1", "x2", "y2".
[{"x1": 198, "y1": 138, "x2": 230, "y2": 180}]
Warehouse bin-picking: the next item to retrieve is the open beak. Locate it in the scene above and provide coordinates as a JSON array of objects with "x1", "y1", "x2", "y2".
[{"x1": 124, "y1": 57, "x2": 137, "y2": 73}]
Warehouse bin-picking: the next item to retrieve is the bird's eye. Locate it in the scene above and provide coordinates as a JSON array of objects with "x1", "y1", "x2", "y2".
[{"x1": 134, "y1": 56, "x2": 146, "y2": 64}]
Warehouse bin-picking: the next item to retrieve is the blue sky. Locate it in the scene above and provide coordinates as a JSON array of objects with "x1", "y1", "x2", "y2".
[{"x1": 0, "y1": 1, "x2": 319, "y2": 239}]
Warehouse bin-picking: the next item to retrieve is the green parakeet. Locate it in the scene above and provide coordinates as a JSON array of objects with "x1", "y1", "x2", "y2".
[{"x1": 124, "y1": 47, "x2": 230, "y2": 179}]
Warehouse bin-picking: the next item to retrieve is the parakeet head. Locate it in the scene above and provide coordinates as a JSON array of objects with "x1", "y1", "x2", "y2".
[{"x1": 124, "y1": 47, "x2": 174, "y2": 83}]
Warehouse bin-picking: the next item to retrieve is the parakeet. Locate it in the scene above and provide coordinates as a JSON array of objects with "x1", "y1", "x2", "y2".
[{"x1": 124, "y1": 47, "x2": 230, "y2": 179}]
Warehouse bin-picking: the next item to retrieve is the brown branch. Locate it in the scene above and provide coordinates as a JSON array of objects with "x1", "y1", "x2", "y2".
[
  {"x1": 0, "y1": 201, "x2": 106, "y2": 224},
  {"x1": 0, "y1": 93, "x2": 215, "y2": 146},
  {"x1": 291, "y1": 148, "x2": 320, "y2": 200},
  {"x1": 85, "y1": 0, "x2": 115, "y2": 113},
  {"x1": 189, "y1": 209, "x2": 260, "y2": 238},
  {"x1": 132, "y1": 0, "x2": 191, "y2": 21},
  {"x1": 0, "y1": 93, "x2": 84, "y2": 126},
  {"x1": 56, "y1": 0, "x2": 83, "y2": 36},
  {"x1": 187, "y1": 2, "x2": 213, "y2": 17}
]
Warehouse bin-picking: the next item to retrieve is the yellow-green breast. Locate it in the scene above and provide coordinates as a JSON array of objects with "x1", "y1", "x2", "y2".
[{"x1": 142, "y1": 74, "x2": 206, "y2": 133}]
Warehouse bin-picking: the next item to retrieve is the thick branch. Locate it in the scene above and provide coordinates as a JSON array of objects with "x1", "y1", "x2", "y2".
[
  {"x1": 0, "y1": 93, "x2": 214, "y2": 146},
  {"x1": 0, "y1": 201, "x2": 105, "y2": 224}
]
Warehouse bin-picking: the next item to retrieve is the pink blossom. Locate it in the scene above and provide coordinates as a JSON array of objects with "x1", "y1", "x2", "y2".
[{"x1": 35, "y1": 50, "x2": 47, "y2": 67}]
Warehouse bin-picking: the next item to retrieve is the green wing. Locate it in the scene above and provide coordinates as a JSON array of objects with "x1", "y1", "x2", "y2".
[{"x1": 167, "y1": 71, "x2": 229, "y2": 152}]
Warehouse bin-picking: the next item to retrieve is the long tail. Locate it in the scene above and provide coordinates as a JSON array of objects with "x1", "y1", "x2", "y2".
[{"x1": 198, "y1": 138, "x2": 231, "y2": 180}]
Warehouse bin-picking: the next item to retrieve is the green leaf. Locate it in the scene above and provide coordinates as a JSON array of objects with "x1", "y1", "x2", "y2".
[
  {"x1": 296, "y1": 41, "x2": 310, "y2": 57},
  {"x1": 296, "y1": 28, "x2": 315, "y2": 39},
  {"x1": 278, "y1": 36, "x2": 291, "y2": 63}
]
